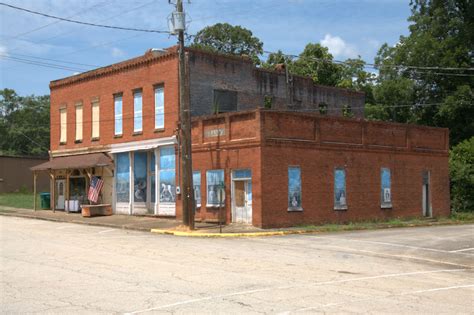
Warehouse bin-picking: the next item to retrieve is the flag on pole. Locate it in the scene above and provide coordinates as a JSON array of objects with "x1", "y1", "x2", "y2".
[{"x1": 88, "y1": 176, "x2": 104, "y2": 203}]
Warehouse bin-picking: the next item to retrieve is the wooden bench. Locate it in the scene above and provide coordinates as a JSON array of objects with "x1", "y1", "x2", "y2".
[{"x1": 81, "y1": 204, "x2": 112, "y2": 217}]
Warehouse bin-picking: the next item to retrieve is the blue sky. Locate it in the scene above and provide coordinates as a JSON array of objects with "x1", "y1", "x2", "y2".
[{"x1": 0, "y1": 0, "x2": 411, "y2": 96}]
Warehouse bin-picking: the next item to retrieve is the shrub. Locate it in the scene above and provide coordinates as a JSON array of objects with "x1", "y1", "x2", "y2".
[{"x1": 450, "y1": 137, "x2": 474, "y2": 212}]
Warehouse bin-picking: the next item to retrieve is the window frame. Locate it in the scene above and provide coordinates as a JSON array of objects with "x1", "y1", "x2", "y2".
[
  {"x1": 133, "y1": 89, "x2": 143, "y2": 133},
  {"x1": 154, "y1": 85, "x2": 165, "y2": 130},
  {"x1": 75, "y1": 102, "x2": 83, "y2": 142},
  {"x1": 206, "y1": 169, "x2": 225, "y2": 207},
  {"x1": 114, "y1": 93, "x2": 123, "y2": 136},
  {"x1": 193, "y1": 171, "x2": 201, "y2": 208},
  {"x1": 287, "y1": 166, "x2": 303, "y2": 212},
  {"x1": 381, "y1": 167, "x2": 392, "y2": 209},
  {"x1": 91, "y1": 97, "x2": 100, "y2": 140},
  {"x1": 334, "y1": 167, "x2": 348, "y2": 210},
  {"x1": 59, "y1": 106, "x2": 67, "y2": 145}
]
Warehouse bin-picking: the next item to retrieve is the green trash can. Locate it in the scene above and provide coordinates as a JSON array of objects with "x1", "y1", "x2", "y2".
[{"x1": 39, "y1": 192, "x2": 51, "y2": 209}]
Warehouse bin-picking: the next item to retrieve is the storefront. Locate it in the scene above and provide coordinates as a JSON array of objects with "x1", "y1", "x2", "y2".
[{"x1": 111, "y1": 137, "x2": 178, "y2": 216}]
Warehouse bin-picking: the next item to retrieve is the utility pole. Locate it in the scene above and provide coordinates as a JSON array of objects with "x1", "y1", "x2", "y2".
[{"x1": 176, "y1": 0, "x2": 195, "y2": 229}]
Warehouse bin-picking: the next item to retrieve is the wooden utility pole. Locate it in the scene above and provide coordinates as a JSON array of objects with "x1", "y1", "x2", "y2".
[{"x1": 177, "y1": 0, "x2": 195, "y2": 229}]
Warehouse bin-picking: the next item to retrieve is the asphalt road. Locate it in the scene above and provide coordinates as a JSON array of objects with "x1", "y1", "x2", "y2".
[{"x1": 1, "y1": 216, "x2": 473, "y2": 314}]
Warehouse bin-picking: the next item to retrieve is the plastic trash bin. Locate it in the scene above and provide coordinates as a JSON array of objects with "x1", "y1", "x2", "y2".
[{"x1": 39, "y1": 192, "x2": 51, "y2": 209}]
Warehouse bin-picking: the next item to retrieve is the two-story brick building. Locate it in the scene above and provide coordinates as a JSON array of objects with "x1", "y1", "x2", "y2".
[{"x1": 32, "y1": 46, "x2": 450, "y2": 228}]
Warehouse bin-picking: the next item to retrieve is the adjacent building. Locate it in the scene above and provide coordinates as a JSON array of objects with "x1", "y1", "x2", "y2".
[{"x1": 32, "y1": 46, "x2": 450, "y2": 228}]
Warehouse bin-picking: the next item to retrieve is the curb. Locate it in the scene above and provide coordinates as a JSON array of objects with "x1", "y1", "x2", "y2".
[{"x1": 150, "y1": 228, "x2": 310, "y2": 237}]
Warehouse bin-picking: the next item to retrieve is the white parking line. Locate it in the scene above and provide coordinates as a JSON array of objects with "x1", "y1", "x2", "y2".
[
  {"x1": 98, "y1": 229, "x2": 117, "y2": 234},
  {"x1": 125, "y1": 268, "x2": 465, "y2": 314},
  {"x1": 291, "y1": 284, "x2": 474, "y2": 313},
  {"x1": 314, "y1": 236, "x2": 474, "y2": 256},
  {"x1": 450, "y1": 247, "x2": 474, "y2": 253}
]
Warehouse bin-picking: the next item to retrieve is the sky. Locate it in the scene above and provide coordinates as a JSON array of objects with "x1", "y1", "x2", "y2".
[{"x1": 0, "y1": 0, "x2": 412, "y2": 96}]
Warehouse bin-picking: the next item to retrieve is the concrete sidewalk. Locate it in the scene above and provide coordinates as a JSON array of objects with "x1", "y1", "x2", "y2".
[{"x1": 0, "y1": 206, "x2": 271, "y2": 234}]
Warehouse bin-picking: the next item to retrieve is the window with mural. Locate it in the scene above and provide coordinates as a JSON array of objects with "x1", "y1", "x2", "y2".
[
  {"x1": 134, "y1": 152, "x2": 147, "y2": 203},
  {"x1": 381, "y1": 168, "x2": 392, "y2": 208},
  {"x1": 334, "y1": 168, "x2": 347, "y2": 209},
  {"x1": 206, "y1": 170, "x2": 224, "y2": 206},
  {"x1": 150, "y1": 153, "x2": 156, "y2": 204},
  {"x1": 288, "y1": 167, "x2": 302, "y2": 210},
  {"x1": 193, "y1": 171, "x2": 201, "y2": 207},
  {"x1": 159, "y1": 147, "x2": 176, "y2": 204},
  {"x1": 116, "y1": 152, "x2": 130, "y2": 202}
]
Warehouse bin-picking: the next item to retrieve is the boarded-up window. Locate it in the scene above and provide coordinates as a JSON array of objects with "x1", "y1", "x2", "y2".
[
  {"x1": 91, "y1": 100, "x2": 100, "y2": 139},
  {"x1": 213, "y1": 89, "x2": 237, "y2": 113},
  {"x1": 75, "y1": 103, "x2": 83, "y2": 141},
  {"x1": 60, "y1": 107, "x2": 67, "y2": 144}
]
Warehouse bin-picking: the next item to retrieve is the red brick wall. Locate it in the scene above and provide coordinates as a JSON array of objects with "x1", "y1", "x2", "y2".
[{"x1": 50, "y1": 54, "x2": 179, "y2": 153}]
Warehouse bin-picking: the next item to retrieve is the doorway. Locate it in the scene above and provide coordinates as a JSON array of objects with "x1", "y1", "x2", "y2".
[
  {"x1": 56, "y1": 179, "x2": 65, "y2": 210},
  {"x1": 422, "y1": 171, "x2": 431, "y2": 217},
  {"x1": 232, "y1": 169, "x2": 252, "y2": 224}
]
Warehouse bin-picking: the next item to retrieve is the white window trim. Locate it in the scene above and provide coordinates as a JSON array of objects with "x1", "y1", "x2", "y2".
[
  {"x1": 114, "y1": 95, "x2": 123, "y2": 136},
  {"x1": 206, "y1": 169, "x2": 225, "y2": 207},
  {"x1": 91, "y1": 100, "x2": 100, "y2": 139},
  {"x1": 59, "y1": 107, "x2": 67, "y2": 144},
  {"x1": 75, "y1": 103, "x2": 83, "y2": 141},
  {"x1": 155, "y1": 86, "x2": 164, "y2": 129},
  {"x1": 134, "y1": 90, "x2": 143, "y2": 133}
]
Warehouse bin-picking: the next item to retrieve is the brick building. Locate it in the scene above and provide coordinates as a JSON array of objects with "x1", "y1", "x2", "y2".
[{"x1": 32, "y1": 46, "x2": 450, "y2": 227}]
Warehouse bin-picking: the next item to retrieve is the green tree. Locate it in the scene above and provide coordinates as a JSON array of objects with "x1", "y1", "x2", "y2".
[
  {"x1": 450, "y1": 137, "x2": 474, "y2": 212},
  {"x1": 261, "y1": 50, "x2": 293, "y2": 70},
  {"x1": 191, "y1": 23, "x2": 263, "y2": 63},
  {"x1": 290, "y1": 43, "x2": 344, "y2": 86},
  {"x1": 373, "y1": 0, "x2": 473, "y2": 144},
  {"x1": 0, "y1": 88, "x2": 50, "y2": 156}
]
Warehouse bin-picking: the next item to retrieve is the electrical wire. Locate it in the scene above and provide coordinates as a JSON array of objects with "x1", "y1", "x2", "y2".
[{"x1": 0, "y1": 2, "x2": 170, "y2": 34}]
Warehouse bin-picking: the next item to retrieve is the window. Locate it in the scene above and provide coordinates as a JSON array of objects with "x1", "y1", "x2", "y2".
[
  {"x1": 91, "y1": 99, "x2": 100, "y2": 139},
  {"x1": 342, "y1": 105, "x2": 354, "y2": 117},
  {"x1": 114, "y1": 94, "x2": 123, "y2": 136},
  {"x1": 134, "y1": 90, "x2": 142, "y2": 132},
  {"x1": 75, "y1": 103, "x2": 83, "y2": 142},
  {"x1": 319, "y1": 102, "x2": 328, "y2": 115},
  {"x1": 381, "y1": 168, "x2": 392, "y2": 208},
  {"x1": 213, "y1": 89, "x2": 237, "y2": 113},
  {"x1": 288, "y1": 167, "x2": 302, "y2": 211},
  {"x1": 150, "y1": 153, "x2": 156, "y2": 204},
  {"x1": 159, "y1": 147, "x2": 176, "y2": 204},
  {"x1": 193, "y1": 171, "x2": 201, "y2": 207},
  {"x1": 116, "y1": 152, "x2": 130, "y2": 203},
  {"x1": 334, "y1": 168, "x2": 347, "y2": 209},
  {"x1": 206, "y1": 170, "x2": 224, "y2": 206},
  {"x1": 155, "y1": 86, "x2": 164, "y2": 129},
  {"x1": 134, "y1": 152, "x2": 147, "y2": 203},
  {"x1": 60, "y1": 107, "x2": 67, "y2": 144}
]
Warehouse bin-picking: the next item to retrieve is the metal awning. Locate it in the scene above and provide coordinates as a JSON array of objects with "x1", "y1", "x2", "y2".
[{"x1": 30, "y1": 153, "x2": 113, "y2": 171}]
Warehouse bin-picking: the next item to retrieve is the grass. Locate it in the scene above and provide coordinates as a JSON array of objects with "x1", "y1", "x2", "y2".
[
  {"x1": 0, "y1": 192, "x2": 41, "y2": 209},
  {"x1": 296, "y1": 214, "x2": 474, "y2": 233}
]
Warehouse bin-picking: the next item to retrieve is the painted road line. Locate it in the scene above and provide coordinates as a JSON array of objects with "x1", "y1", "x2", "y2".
[
  {"x1": 125, "y1": 268, "x2": 465, "y2": 314},
  {"x1": 450, "y1": 247, "x2": 474, "y2": 253},
  {"x1": 98, "y1": 229, "x2": 117, "y2": 234},
  {"x1": 290, "y1": 284, "x2": 474, "y2": 313}
]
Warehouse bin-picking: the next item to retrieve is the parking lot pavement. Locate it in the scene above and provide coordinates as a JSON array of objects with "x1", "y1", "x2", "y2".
[{"x1": 1, "y1": 216, "x2": 473, "y2": 314}]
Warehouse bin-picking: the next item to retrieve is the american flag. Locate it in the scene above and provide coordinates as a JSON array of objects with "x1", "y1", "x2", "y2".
[{"x1": 88, "y1": 176, "x2": 104, "y2": 203}]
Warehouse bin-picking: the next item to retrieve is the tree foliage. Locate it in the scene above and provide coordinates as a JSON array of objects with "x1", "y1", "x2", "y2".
[
  {"x1": 191, "y1": 23, "x2": 263, "y2": 63},
  {"x1": 450, "y1": 137, "x2": 474, "y2": 212},
  {"x1": 371, "y1": 0, "x2": 473, "y2": 145},
  {"x1": 0, "y1": 88, "x2": 50, "y2": 157}
]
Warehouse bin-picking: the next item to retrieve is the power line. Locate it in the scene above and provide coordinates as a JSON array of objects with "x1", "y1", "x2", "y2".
[
  {"x1": 0, "y1": 55, "x2": 89, "y2": 72},
  {"x1": 2, "y1": 0, "x2": 111, "y2": 42},
  {"x1": 5, "y1": 53, "x2": 101, "y2": 68},
  {"x1": 0, "y1": 2, "x2": 170, "y2": 34}
]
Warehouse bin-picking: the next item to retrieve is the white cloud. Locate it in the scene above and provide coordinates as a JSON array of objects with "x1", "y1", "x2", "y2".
[
  {"x1": 111, "y1": 47, "x2": 125, "y2": 58},
  {"x1": 320, "y1": 34, "x2": 358, "y2": 58},
  {"x1": 0, "y1": 45, "x2": 8, "y2": 56}
]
